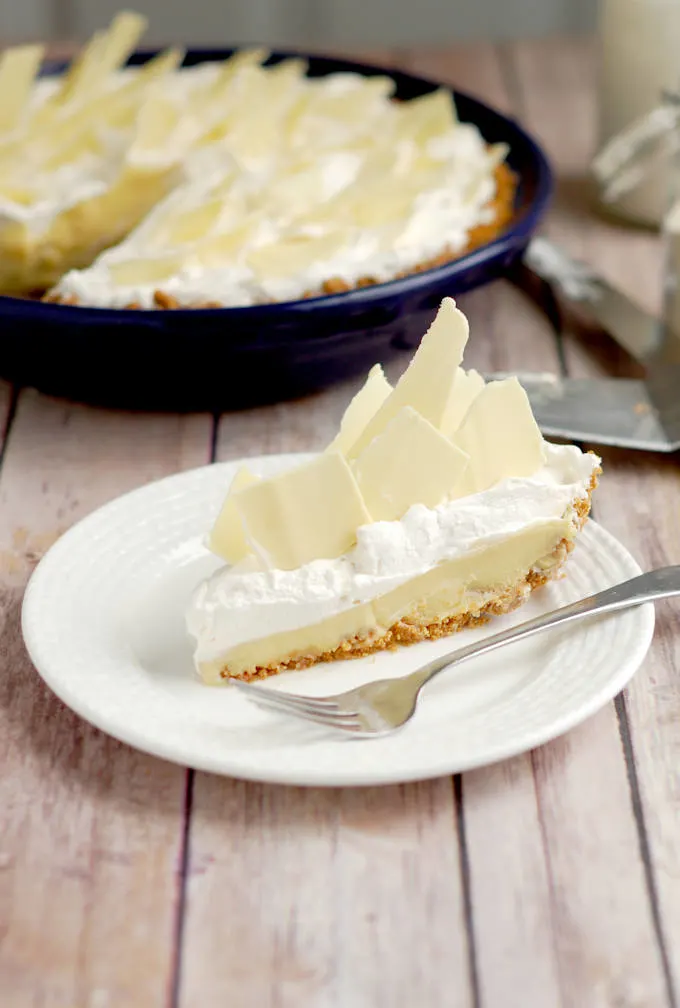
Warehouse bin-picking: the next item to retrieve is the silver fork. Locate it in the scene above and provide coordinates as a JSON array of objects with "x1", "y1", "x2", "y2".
[{"x1": 232, "y1": 567, "x2": 680, "y2": 738}]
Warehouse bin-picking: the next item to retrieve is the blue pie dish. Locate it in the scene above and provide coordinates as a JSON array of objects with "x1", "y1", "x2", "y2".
[{"x1": 0, "y1": 48, "x2": 552, "y2": 410}]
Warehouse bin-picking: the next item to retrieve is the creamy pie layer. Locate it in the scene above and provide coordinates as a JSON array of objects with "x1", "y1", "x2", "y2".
[
  {"x1": 197, "y1": 516, "x2": 577, "y2": 682},
  {"x1": 187, "y1": 444, "x2": 600, "y2": 683}
]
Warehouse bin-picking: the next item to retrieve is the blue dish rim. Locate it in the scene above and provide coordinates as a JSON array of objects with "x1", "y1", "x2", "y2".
[{"x1": 0, "y1": 47, "x2": 553, "y2": 323}]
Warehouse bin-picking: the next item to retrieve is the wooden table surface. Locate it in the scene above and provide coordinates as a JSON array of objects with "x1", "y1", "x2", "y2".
[{"x1": 2, "y1": 37, "x2": 679, "y2": 1008}]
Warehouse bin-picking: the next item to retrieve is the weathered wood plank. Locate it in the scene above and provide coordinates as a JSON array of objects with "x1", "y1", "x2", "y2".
[
  {"x1": 453, "y1": 280, "x2": 568, "y2": 1006},
  {"x1": 0, "y1": 391, "x2": 212, "y2": 1007},
  {"x1": 403, "y1": 42, "x2": 513, "y2": 114},
  {"x1": 180, "y1": 778, "x2": 473, "y2": 1008},
  {"x1": 458, "y1": 284, "x2": 666, "y2": 1008},
  {"x1": 407, "y1": 45, "x2": 570, "y2": 1008},
  {"x1": 587, "y1": 448, "x2": 680, "y2": 1004},
  {"x1": 506, "y1": 37, "x2": 672, "y2": 1006},
  {"x1": 511, "y1": 34, "x2": 680, "y2": 1003},
  {"x1": 215, "y1": 383, "x2": 362, "y2": 461}
]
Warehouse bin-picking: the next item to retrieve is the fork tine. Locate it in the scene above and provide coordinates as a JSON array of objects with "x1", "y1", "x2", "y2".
[
  {"x1": 232, "y1": 682, "x2": 347, "y2": 715},
  {"x1": 241, "y1": 693, "x2": 363, "y2": 732},
  {"x1": 232, "y1": 677, "x2": 338, "y2": 709},
  {"x1": 242, "y1": 690, "x2": 359, "y2": 720},
  {"x1": 257, "y1": 694, "x2": 349, "y2": 716}
]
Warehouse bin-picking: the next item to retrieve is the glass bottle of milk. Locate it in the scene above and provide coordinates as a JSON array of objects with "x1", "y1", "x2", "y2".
[{"x1": 599, "y1": 0, "x2": 680, "y2": 225}]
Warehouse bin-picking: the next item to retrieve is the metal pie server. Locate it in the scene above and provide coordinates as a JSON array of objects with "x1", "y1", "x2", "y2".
[{"x1": 503, "y1": 237, "x2": 680, "y2": 452}]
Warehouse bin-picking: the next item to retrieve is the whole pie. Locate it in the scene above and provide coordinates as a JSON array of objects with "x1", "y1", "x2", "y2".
[{"x1": 0, "y1": 11, "x2": 515, "y2": 306}]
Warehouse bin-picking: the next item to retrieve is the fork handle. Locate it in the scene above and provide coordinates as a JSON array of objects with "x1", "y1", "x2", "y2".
[{"x1": 407, "y1": 566, "x2": 680, "y2": 691}]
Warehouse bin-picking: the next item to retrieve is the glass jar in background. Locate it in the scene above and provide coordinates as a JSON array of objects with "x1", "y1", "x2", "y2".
[{"x1": 599, "y1": 0, "x2": 680, "y2": 225}]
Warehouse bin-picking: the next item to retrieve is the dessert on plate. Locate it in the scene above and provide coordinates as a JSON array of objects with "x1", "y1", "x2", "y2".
[
  {"x1": 0, "y1": 10, "x2": 515, "y2": 304},
  {"x1": 187, "y1": 297, "x2": 601, "y2": 683}
]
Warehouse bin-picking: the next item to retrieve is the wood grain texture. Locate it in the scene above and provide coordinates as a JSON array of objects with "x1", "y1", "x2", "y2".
[
  {"x1": 403, "y1": 42, "x2": 514, "y2": 114},
  {"x1": 453, "y1": 279, "x2": 571, "y2": 1007},
  {"x1": 215, "y1": 382, "x2": 371, "y2": 462},
  {"x1": 180, "y1": 778, "x2": 473, "y2": 1008},
  {"x1": 511, "y1": 36, "x2": 680, "y2": 1001},
  {"x1": 0, "y1": 391, "x2": 212, "y2": 1007},
  {"x1": 506, "y1": 38, "x2": 672, "y2": 1007},
  {"x1": 592, "y1": 451, "x2": 680, "y2": 1005}
]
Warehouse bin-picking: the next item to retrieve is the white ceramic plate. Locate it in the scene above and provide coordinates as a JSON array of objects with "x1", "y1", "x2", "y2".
[{"x1": 22, "y1": 453, "x2": 654, "y2": 787}]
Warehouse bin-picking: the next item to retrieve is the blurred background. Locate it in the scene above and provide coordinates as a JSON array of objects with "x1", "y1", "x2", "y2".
[{"x1": 0, "y1": 0, "x2": 596, "y2": 46}]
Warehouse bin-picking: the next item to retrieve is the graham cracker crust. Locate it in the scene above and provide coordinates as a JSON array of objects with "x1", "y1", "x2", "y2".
[
  {"x1": 217, "y1": 466, "x2": 600, "y2": 682},
  {"x1": 43, "y1": 163, "x2": 516, "y2": 310}
]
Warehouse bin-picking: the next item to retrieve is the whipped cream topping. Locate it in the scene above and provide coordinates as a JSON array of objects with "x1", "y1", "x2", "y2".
[
  {"x1": 186, "y1": 443, "x2": 599, "y2": 664},
  {"x1": 0, "y1": 63, "x2": 223, "y2": 237},
  {"x1": 52, "y1": 73, "x2": 506, "y2": 308}
]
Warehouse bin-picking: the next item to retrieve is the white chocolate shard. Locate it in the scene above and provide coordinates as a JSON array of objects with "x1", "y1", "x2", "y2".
[
  {"x1": 346, "y1": 297, "x2": 469, "y2": 458},
  {"x1": 453, "y1": 378, "x2": 547, "y2": 495},
  {"x1": 326, "y1": 365, "x2": 392, "y2": 456},
  {"x1": 235, "y1": 452, "x2": 372, "y2": 570},
  {"x1": 353, "y1": 406, "x2": 470, "y2": 521}
]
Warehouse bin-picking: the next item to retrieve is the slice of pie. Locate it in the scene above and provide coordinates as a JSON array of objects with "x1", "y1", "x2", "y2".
[{"x1": 187, "y1": 297, "x2": 601, "y2": 683}]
